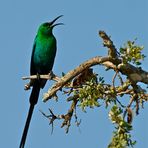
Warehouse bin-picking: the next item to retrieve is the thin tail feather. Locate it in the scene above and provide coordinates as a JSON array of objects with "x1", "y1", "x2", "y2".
[
  {"x1": 19, "y1": 81, "x2": 40, "y2": 148},
  {"x1": 19, "y1": 104, "x2": 34, "y2": 148}
]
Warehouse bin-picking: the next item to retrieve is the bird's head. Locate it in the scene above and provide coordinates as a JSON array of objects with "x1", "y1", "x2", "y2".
[{"x1": 38, "y1": 15, "x2": 63, "y2": 36}]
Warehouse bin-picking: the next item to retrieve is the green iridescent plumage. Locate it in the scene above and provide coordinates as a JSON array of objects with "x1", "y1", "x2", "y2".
[{"x1": 19, "y1": 15, "x2": 63, "y2": 148}]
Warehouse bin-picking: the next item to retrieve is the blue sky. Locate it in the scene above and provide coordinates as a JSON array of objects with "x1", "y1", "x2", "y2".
[{"x1": 0, "y1": 0, "x2": 147, "y2": 148}]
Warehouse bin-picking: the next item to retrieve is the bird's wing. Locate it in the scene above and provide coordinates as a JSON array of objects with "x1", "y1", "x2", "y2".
[{"x1": 30, "y1": 36, "x2": 37, "y2": 75}]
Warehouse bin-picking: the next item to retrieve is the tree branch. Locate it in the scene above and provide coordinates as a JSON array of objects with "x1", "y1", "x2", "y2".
[
  {"x1": 117, "y1": 63, "x2": 148, "y2": 83},
  {"x1": 43, "y1": 56, "x2": 111, "y2": 102},
  {"x1": 99, "y1": 31, "x2": 118, "y2": 58}
]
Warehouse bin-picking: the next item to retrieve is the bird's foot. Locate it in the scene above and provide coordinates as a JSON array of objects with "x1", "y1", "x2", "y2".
[{"x1": 37, "y1": 73, "x2": 41, "y2": 80}]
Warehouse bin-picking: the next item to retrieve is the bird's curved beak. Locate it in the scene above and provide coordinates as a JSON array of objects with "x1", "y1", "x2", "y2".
[{"x1": 50, "y1": 15, "x2": 64, "y2": 28}]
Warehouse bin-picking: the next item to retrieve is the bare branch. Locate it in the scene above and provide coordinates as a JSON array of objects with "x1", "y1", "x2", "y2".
[
  {"x1": 112, "y1": 71, "x2": 118, "y2": 88},
  {"x1": 117, "y1": 63, "x2": 148, "y2": 84},
  {"x1": 40, "y1": 98, "x2": 79, "y2": 133},
  {"x1": 99, "y1": 31, "x2": 118, "y2": 58},
  {"x1": 22, "y1": 73, "x2": 61, "y2": 82}
]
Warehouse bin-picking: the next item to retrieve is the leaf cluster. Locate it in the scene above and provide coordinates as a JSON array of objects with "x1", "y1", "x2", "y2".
[
  {"x1": 120, "y1": 40, "x2": 145, "y2": 65},
  {"x1": 71, "y1": 74, "x2": 118, "y2": 111},
  {"x1": 108, "y1": 105, "x2": 136, "y2": 148}
]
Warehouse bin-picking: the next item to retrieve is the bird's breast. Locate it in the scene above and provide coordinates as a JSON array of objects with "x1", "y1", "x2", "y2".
[{"x1": 33, "y1": 37, "x2": 57, "y2": 74}]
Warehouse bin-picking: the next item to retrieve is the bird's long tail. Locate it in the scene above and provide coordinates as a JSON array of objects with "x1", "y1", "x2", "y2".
[{"x1": 19, "y1": 81, "x2": 40, "y2": 148}]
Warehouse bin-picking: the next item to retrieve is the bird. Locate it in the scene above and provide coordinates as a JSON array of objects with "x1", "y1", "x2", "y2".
[{"x1": 19, "y1": 15, "x2": 63, "y2": 148}]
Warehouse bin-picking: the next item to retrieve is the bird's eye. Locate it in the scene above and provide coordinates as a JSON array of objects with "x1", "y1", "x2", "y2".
[{"x1": 43, "y1": 23, "x2": 49, "y2": 27}]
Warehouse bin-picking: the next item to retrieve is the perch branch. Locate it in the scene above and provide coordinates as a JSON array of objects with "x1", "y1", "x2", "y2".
[{"x1": 22, "y1": 73, "x2": 61, "y2": 82}]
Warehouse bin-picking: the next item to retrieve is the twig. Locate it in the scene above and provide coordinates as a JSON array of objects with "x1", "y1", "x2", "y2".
[
  {"x1": 117, "y1": 72, "x2": 124, "y2": 85},
  {"x1": 61, "y1": 98, "x2": 78, "y2": 133},
  {"x1": 40, "y1": 97, "x2": 79, "y2": 133},
  {"x1": 40, "y1": 109, "x2": 61, "y2": 134},
  {"x1": 112, "y1": 71, "x2": 118, "y2": 88},
  {"x1": 117, "y1": 89, "x2": 133, "y2": 96}
]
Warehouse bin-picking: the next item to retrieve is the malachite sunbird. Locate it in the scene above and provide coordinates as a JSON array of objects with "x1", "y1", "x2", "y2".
[{"x1": 19, "y1": 15, "x2": 63, "y2": 148}]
